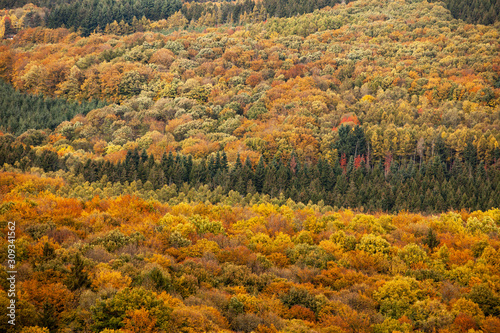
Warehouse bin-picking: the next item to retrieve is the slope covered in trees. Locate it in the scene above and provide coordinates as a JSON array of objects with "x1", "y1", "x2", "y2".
[
  {"x1": 0, "y1": 0, "x2": 498, "y2": 212},
  {"x1": 0, "y1": 0, "x2": 349, "y2": 37},
  {"x1": 443, "y1": 0, "x2": 500, "y2": 25},
  {"x1": 0, "y1": 171, "x2": 500, "y2": 333},
  {"x1": 0, "y1": 0, "x2": 500, "y2": 332},
  {"x1": 1, "y1": 134, "x2": 499, "y2": 213},
  {"x1": 181, "y1": 0, "x2": 347, "y2": 25},
  {"x1": 0, "y1": 80, "x2": 106, "y2": 135},
  {"x1": 46, "y1": 0, "x2": 183, "y2": 36}
]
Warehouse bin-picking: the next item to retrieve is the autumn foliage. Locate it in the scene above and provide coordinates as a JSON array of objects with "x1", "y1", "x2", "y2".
[
  {"x1": 0, "y1": 0, "x2": 499, "y2": 331},
  {"x1": 0, "y1": 171, "x2": 499, "y2": 332}
]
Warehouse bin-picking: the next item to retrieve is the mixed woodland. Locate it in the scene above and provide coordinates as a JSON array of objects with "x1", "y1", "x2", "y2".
[{"x1": 0, "y1": 0, "x2": 500, "y2": 332}]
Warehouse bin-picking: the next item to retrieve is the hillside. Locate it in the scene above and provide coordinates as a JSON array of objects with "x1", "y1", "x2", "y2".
[
  {"x1": 0, "y1": 0, "x2": 500, "y2": 332},
  {"x1": 0, "y1": 0, "x2": 499, "y2": 211},
  {"x1": 0, "y1": 171, "x2": 500, "y2": 332},
  {"x1": 444, "y1": 0, "x2": 500, "y2": 25}
]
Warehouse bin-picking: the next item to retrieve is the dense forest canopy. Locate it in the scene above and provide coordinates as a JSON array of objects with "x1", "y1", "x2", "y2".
[
  {"x1": 0, "y1": 0, "x2": 500, "y2": 332},
  {"x1": 0, "y1": 0, "x2": 499, "y2": 211},
  {"x1": 439, "y1": 0, "x2": 500, "y2": 25},
  {"x1": 0, "y1": 80, "x2": 107, "y2": 135},
  {"x1": 0, "y1": 0, "x2": 349, "y2": 36},
  {"x1": 0, "y1": 0, "x2": 498, "y2": 30},
  {"x1": 0, "y1": 171, "x2": 500, "y2": 332}
]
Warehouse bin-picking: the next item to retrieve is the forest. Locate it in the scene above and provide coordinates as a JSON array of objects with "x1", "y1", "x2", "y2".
[
  {"x1": 0, "y1": 0, "x2": 499, "y2": 35},
  {"x1": 0, "y1": 0, "x2": 499, "y2": 332},
  {"x1": 1, "y1": 171, "x2": 500, "y2": 332},
  {"x1": 0, "y1": 81, "x2": 106, "y2": 135},
  {"x1": 0, "y1": 0, "x2": 499, "y2": 211}
]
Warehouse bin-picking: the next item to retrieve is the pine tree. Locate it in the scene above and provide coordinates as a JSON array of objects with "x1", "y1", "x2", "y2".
[
  {"x1": 40, "y1": 301, "x2": 58, "y2": 332},
  {"x1": 464, "y1": 140, "x2": 478, "y2": 167},
  {"x1": 424, "y1": 228, "x2": 439, "y2": 251},
  {"x1": 65, "y1": 253, "x2": 91, "y2": 291},
  {"x1": 254, "y1": 157, "x2": 266, "y2": 193}
]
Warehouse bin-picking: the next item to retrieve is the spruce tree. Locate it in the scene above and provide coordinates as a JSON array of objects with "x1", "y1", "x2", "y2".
[
  {"x1": 65, "y1": 253, "x2": 91, "y2": 291},
  {"x1": 254, "y1": 157, "x2": 266, "y2": 193}
]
